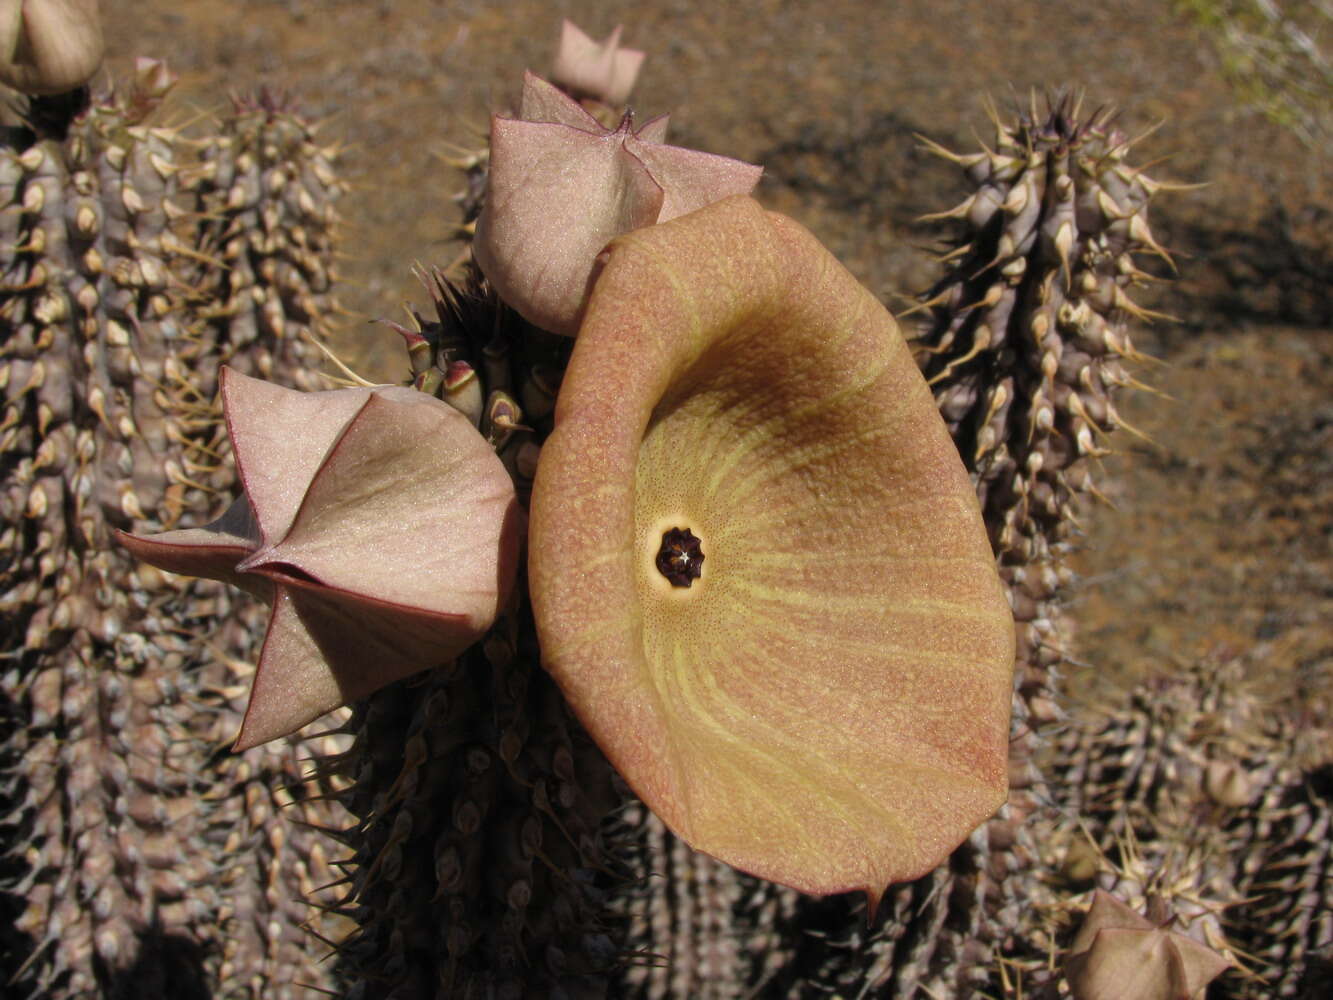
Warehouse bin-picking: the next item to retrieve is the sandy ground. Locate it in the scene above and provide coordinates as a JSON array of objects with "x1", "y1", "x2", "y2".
[{"x1": 101, "y1": 1, "x2": 1331, "y2": 708}]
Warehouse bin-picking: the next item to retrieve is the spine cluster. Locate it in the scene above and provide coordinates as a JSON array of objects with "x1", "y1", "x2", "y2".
[
  {"x1": 189, "y1": 89, "x2": 342, "y2": 392},
  {"x1": 0, "y1": 68, "x2": 348, "y2": 998},
  {"x1": 328, "y1": 272, "x2": 618, "y2": 998},
  {"x1": 906, "y1": 95, "x2": 1176, "y2": 990},
  {"x1": 1034, "y1": 654, "x2": 1332, "y2": 998}
]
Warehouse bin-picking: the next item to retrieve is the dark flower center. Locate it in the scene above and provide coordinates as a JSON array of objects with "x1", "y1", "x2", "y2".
[{"x1": 656, "y1": 527, "x2": 704, "y2": 587}]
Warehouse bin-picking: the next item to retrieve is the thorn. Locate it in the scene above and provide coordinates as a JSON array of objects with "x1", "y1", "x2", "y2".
[
  {"x1": 981, "y1": 92, "x2": 1004, "y2": 136},
  {"x1": 1127, "y1": 214, "x2": 1177, "y2": 272},
  {"x1": 1133, "y1": 170, "x2": 1209, "y2": 196},
  {"x1": 899, "y1": 286, "x2": 955, "y2": 319},
  {"x1": 914, "y1": 133, "x2": 987, "y2": 171},
  {"x1": 1118, "y1": 117, "x2": 1167, "y2": 156},
  {"x1": 1107, "y1": 406, "x2": 1158, "y2": 448},
  {"x1": 1111, "y1": 285, "x2": 1176, "y2": 323},
  {"x1": 1122, "y1": 374, "x2": 1172, "y2": 399},
  {"x1": 7, "y1": 932, "x2": 56, "y2": 985},
  {"x1": 959, "y1": 279, "x2": 1006, "y2": 314},
  {"x1": 927, "y1": 327, "x2": 991, "y2": 385},
  {"x1": 290, "y1": 982, "x2": 339, "y2": 997},
  {"x1": 1053, "y1": 219, "x2": 1075, "y2": 289},
  {"x1": 1070, "y1": 90, "x2": 1088, "y2": 127},
  {"x1": 301, "y1": 328, "x2": 380, "y2": 387},
  {"x1": 1096, "y1": 187, "x2": 1128, "y2": 220}
]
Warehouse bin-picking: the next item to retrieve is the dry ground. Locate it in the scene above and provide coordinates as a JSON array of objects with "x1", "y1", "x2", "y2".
[{"x1": 104, "y1": 0, "x2": 1331, "y2": 708}]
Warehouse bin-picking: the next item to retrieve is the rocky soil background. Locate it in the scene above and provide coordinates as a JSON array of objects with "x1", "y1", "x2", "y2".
[{"x1": 92, "y1": 0, "x2": 1329, "y2": 983}]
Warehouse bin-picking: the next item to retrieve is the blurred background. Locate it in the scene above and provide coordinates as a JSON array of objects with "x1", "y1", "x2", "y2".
[{"x1": 101, "y1": 0, "x2": 1330, "y2": 701}]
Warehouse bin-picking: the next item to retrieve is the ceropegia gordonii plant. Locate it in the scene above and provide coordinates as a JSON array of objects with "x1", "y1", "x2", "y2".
[
  {"x1": 550, "y1": 18, "x2": 645, "y2": 108},
  {"x1": 473, "y1": 72, "x2": 762, "y2": 336},
  {"x1": 529, "y1": 194, "x2": 1016, "y2": 903},
  {"x1": 0, "y1": 0, "x2": 103, "y2": 95},
  {"x1": 117, "y1": 367, "x2": 520, "y2": 749}
]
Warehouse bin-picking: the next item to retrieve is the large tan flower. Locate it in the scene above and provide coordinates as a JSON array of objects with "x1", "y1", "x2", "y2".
[{"x1": 529, "y1": 196, "x2": 1015, "y2": 901}]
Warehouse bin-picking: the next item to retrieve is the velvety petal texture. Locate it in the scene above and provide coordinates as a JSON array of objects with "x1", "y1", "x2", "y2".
[
  {"x1": 1064, "y1": 891, "x2": 1231, "y2": 1000},
  {"x1": 0, "y1": 0, "x2": 103, "y2": 95},
  {"x1": 528, "y1": 196, "x2": 1015, "y2": 902},
  {"x1": 550, "y1": 19, "x2": 644, "y2": 106},
  {"x1": 473, "y1": 72, "x2": 762, "y2": 337},
  {"x1": 118, "y1": 368, "x2": 520, "y2": 750}
]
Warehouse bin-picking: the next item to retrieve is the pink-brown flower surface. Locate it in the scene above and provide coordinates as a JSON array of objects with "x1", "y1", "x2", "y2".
[
  {"x1": 528, "y1": 196, "x2": 1015, "y2": 903},
  {"x1": 0, "y1": 0, "x2": 103, "y2": 95},
  {"x1": 473, "y1": 72, "x2": 762, "y2": 337},
  {"x1": 118, "y1": 368, "x2": 520, "y2": 750},
  {"x1": 550, "y1": 19, "x2": 644, "y2": 106}
]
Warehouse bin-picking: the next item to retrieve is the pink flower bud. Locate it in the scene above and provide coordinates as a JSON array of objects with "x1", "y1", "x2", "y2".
[
  {"x1": 1, "y1": 0, "x2": 104, "y2": 95},
  {"x1": 474, "y1": 72, "x2": 762, "y2": 337},
  {"x1": 1065, "y1": 891, "x2": 1232, "y2": 1000},
  {"x1": 117, "y1": 368, "x2": 520, "y2": 750},
  {"x1": 550, "y1": 19, "x2": 644, "y2": 107}
]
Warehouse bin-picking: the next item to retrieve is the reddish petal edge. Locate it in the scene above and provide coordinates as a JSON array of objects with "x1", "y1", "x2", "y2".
[{"x1": 234, "y1": 576, "x2": 481, "y2": 751}]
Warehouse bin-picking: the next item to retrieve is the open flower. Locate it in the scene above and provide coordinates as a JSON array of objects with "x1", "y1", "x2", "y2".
[
  {"x1": 528, "y1": 196, "x2": 1015, "y2": 902},
  {"x1": 474, "y1": 72, "x2": 762, "y2": 337},
  {"x1": 1, "y1": 0, "x2": 103, "y2": 95},
  {"x1": 550, "y1": 19, "x2": 644, "y2": 107},
  {"x1": 1064, "y1": 891, "x2": 1231, "y2": 999},
  {"x1": 117, "y1": 368, "x2": 520, "y2": 750}
]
